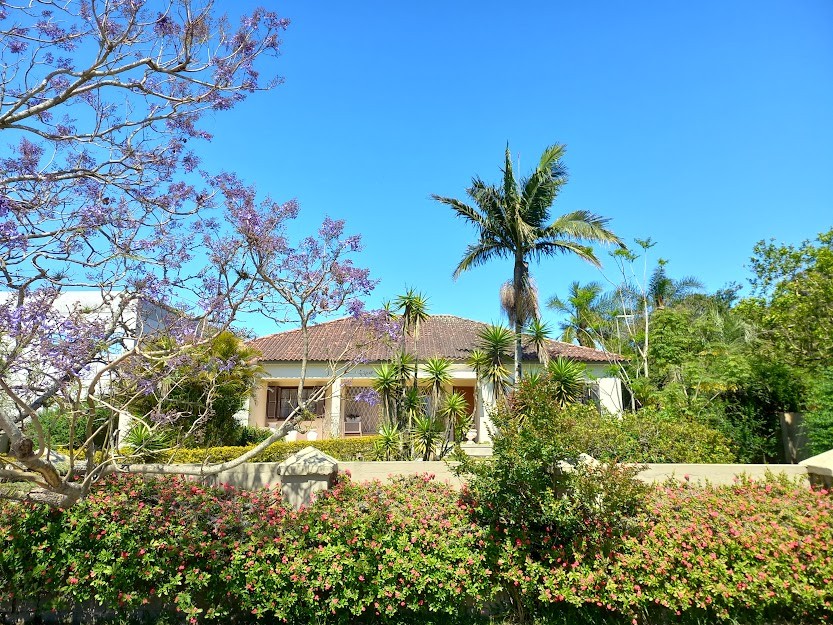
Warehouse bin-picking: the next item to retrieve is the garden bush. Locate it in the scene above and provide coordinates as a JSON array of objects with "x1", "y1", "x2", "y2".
[
  {"x1": 0, "y1": 473, "x2": 831, "y2": 624},
  {"x1": 0, "y1": 473, "x2": 490, "y2": 624},
  {"x1": 163, "y1": 435, "x2": 378, "y2": 464},
  {"x1": 529, "y1": 478, "x2": 833, "y2": 624},
  {"x1": 25, "y1": 407, "x2": 112, "y2": 450},
  {"x1": 490, "y1": 374, "x2": 736, "y2": 465},
  {"x1": 805, "y1": 367, "x2": 833, "y2": 455}
]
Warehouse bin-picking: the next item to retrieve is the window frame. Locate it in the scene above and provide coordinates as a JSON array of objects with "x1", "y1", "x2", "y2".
[{"x1": 265, "y1": 385, "x2": 325, "y2": 422}]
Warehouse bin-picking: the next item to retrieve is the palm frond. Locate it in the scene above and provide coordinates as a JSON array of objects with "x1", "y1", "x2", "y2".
[
  {"x1": 533, "y1": 240, "x2": 601, "y2": 267},
  {"x1": 431, "y1": 195, "x2": 487, "y2": 228},
  {"x1": 499, "y1": 274, "x2": 540, "y2": 326},
  {"x1": 502, "y1": 144, "x2": 520, "y2": 214},
  {"x1": 544, "y1": 210, "x2": 624, "y2": 246},
  {"x1": 453, "y1": 241, "x2": 510, "y2": 278}
]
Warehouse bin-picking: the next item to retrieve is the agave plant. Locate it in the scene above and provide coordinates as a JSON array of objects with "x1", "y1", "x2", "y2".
[
  {"x1": 546, "y1": 356, "x2": 587, "y2": 408},
  {"x1": 122, "y1": 421, "x2": 176, "y2": 462}
]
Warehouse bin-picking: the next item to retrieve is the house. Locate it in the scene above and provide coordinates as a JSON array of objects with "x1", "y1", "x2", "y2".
[{"x1": 246, "y1": 315, "x2": 623, "y2": 443}]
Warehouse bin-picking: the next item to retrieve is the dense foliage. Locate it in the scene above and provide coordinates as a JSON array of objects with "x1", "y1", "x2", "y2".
[
  {"x1": 0, "y1": 473, "x2": 491, "y2": 624},
  {"x1": 548, "y1": 229, "x2": 833, "y2": 463},
  {"x1": 805, "y1": 367, "x2": 833, "y2": 455},
  {"x1": 163, "y1": 436, "x2": 379, "y2": 464},
  {"x1": 0, "y1": 473, "x2": 830, "y2": 624},
  {"x1": 505, "y1": 478, "x2": 833, "y2": 624},
  {"x1": 119, "y1": 332, "x2": 262, "y2": 448}
]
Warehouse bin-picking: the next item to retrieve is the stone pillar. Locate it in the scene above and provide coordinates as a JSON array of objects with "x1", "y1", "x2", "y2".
[
  {"x1": 780, "y1": 412, "x2": 809, "y2": 463},
  {"x1": 277, "y1": 447, "x2": 339, "y2": 509},
  {"x1": 329, "y1": 378, "x2": 342, "y2": 438}
]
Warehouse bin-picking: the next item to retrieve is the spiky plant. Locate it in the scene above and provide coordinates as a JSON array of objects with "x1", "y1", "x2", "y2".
[
  {"x1": 374, "y1": 422, "x2": 403, "y2": 460},
  {"x1": 525, "y1": 318, "x2": 552, "y2": 366},
  {"x1": 439, "y1": 390, "x2": 470, "y2": 446},
  {"x1": 546, "y1": 357, "x2": 587, "y2": 408},
  {"x1": 474, "y1": 325, "x2": 513, "y2": 398},
  {"x1": 412, "y1": 414, "x2": 443, "y2": 461}
]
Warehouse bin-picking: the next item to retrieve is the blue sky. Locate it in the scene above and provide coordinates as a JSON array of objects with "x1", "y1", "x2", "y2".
[{"x1": 199, "y1": 1, "x2": 833, "y2": 337}]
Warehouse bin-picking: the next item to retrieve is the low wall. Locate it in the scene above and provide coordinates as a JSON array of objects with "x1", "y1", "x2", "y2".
[
  {"x1": 637, "y1": 463, "x2": 809, "y2": 486},
  {"x1": 181, "y1": 459, "x2": 828, "y2": 492}
]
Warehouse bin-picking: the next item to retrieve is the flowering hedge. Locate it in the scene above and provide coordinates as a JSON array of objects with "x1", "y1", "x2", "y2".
[
  {"x1": 493, "y1": 478, "x2": 833, "y2": 624},
  {"x1": 0, "y1": 473, "x2": 490, "y2": 624},
  {"x1": 0, "y1": 474, "x2": 831, "y2": 624}
]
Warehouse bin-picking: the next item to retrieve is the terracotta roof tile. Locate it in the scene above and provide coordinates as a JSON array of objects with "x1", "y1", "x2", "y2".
[{"x1": 249, "y1": 315, "x2": 618, "y2": 364}]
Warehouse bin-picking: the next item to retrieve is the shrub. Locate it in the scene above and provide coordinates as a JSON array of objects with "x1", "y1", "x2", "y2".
[
  {"x1": 231, "y1": 425, "x2": 274, "y2": 446},
  {"x1": 533, "y1": 478, "x2": 833, "y2": 624},
  {"x1": 164, "y1": 435, "x2": 378, "y2": 464},
  {"x1": 25, "y1": 407, "x2": 111, "y2": 450},
  {"x1": 0, "y1": 474, "x2": 831, "y2": 624},
  {"x1": 0, "y1": 473, "x2": 273, "y2": 620},
  {"x1": 229, "y1": 475, "x2": 493, "y2": 623},
  {"x1": 805, "y1": 367, "x2": 833, "y2": 455},
  {"x1": 0, "y1": 473, "x2": 491, "y2": 624},
  {"x1": 462, "y1": 373, "x2": 650, "y2": 563}
]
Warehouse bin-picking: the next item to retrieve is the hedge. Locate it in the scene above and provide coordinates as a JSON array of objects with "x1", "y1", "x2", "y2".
[
  {"x1": 0, "y1": 474, "x2": 831, "y2": 624},
  {"x1": 163, "y1": 435, "x2": 378, "y2": 464}
]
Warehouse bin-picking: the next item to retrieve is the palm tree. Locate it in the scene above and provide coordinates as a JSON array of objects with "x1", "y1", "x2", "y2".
[
  {"x1": 547, "y1": 281, "x2": 613, "y2": 348},
  {"x1": 648, "y1": 260, "x2": 704, "y2": 309},
  {"x1": 434, "y1": 143, "x2": 624, "y2": 383}
]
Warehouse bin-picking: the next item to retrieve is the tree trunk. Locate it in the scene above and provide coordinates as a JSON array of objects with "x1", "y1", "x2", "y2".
[{"x1": 513, "y1": 257, "x2": 524, "y2": 384}]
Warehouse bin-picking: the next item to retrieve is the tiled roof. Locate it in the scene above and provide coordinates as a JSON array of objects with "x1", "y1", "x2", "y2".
[{"x1": 249, "y1": 314, "x2": 618, "y2": 364}]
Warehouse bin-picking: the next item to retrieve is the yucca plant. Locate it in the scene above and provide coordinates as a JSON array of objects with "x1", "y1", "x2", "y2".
[
  {"x1": 546, "y1": 356, "x2": 587, "y2": 408},
  {"x1": 438, "y1": 391, "x2": 470, "y2": 452},
  {"x1": 412, "y1": 414, "x2": 443, "y2": 461},
  {"x1": 373, "y1": 422, "x2": 403, "y2": 460},
  {"x1": 525, "y1": 318, "x2": 552, "y2": 366},
  {"x1": 372, "y1": 363, "x2": 401, "y2": 426},
  {"x1": 474, "y1": 325, "x2": 513, "y2": 397}
]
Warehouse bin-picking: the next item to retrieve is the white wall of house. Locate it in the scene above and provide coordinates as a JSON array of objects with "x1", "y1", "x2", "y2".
[{"x1": 248, "y1": 360, "x2": 623, "y2": 443}]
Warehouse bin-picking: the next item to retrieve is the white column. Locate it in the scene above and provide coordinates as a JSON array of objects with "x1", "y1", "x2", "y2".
[
  {"x1": 250, "y1": 383, "x2": 268, "y2": 427},
  {"x1": 329, "y1": 378, "x2": 342, "y2": 438},
  {"x1": 477, "y1": 382, "x2": 496, "y2": 444}
]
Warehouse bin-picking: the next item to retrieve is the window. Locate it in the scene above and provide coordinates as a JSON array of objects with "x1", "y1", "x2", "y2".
[{"x1": 266, "y1": 386, "x2": 325, "y2": 422}]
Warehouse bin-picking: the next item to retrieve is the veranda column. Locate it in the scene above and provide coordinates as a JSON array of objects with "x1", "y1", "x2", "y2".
[
  {"x1": 328, "y1": 377, "x2": 342, "y2": 438},
  {"x1": 478, "y1": 382, "x2": 496, "y2": 444}
]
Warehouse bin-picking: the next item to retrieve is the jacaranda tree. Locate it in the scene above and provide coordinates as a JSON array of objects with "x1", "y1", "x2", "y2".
[{"x1": 0, "y1": 1, "x2": 378, "y2": 507}]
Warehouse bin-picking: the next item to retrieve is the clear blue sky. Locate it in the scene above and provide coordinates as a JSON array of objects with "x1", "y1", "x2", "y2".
[{"x1": 199, "y1": 1, "x2": 833, "y2": 337}]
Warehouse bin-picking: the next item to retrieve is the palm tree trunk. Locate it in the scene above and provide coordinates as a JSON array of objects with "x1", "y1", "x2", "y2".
[{"x1": 513, "y1": 257, "x2": 523, "y2": 384}]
